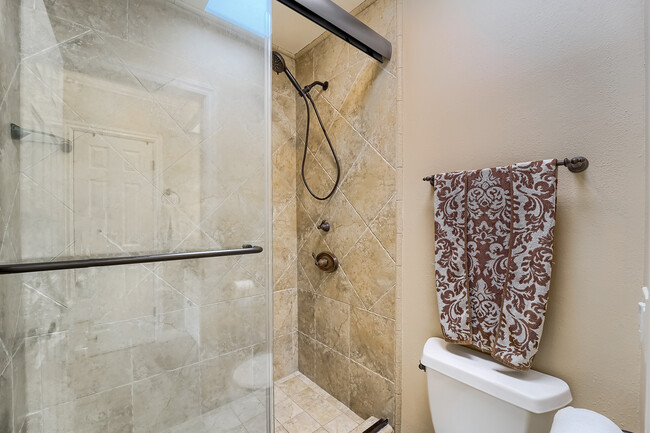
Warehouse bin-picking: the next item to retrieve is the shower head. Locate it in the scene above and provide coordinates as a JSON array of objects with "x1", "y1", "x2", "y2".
[
  {"x1": 272, "y1": 51, "x2": 304, "y2": 95},
  {"x1": 272, "y1": 51, "x2": 286, "y2": 74}
]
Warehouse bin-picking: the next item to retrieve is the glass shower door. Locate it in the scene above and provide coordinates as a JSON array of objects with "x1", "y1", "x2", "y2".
[{"x1": 0, "y1": 1, "x2": 272, "y2": 432}]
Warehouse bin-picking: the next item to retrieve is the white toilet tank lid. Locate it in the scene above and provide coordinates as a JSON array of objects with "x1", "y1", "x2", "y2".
[{"x1": 421, "y1": 338, "x2": 572, "y2": 414}]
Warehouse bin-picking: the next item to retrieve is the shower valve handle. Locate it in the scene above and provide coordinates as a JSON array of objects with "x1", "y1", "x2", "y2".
[
  {"x1": 311, "y1": 251, "x2": 338, "y2": 273},
  {"x1": 312, "y1": 252, "x2": 328, "y2": 267}
]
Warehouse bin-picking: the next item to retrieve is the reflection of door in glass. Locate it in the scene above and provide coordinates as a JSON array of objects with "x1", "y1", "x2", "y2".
[
  {"x1": 70, "y1": 128, "x2": 160, "y2": 326},
  {"x1": 72, "y1": 129, "x2": 157, "y2": 256}
]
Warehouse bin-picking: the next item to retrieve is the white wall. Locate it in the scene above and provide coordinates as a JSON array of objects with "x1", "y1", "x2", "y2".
[{"x1": 401, "y1": 1, "x2": 646, "y2": 431}]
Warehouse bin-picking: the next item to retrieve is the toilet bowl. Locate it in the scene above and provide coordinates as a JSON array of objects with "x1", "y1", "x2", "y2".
[
  {"x1": 421, "y1": 338, "x2": 621, "y2": 433},
  {"x1": 233, "y1": 352, "x2": 270, "y2": 390},
  {"x1": 549, "y1": 407, "x2": 622, "y2": 433}
]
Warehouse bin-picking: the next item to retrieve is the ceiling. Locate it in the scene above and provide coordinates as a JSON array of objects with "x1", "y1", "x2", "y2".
[
  {"x1": 173, "y1": 0, "x2": 365, "y2": 56},
  {"x1": 272, "y1": 0, "x2": 366, "y2": 55}
]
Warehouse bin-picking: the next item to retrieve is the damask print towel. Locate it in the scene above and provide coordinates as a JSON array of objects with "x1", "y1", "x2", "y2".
[
  {"x1": 433, "y1": 172, "x2": 472, "y2": 344},
  {"x1": 433, "y1": 159, "x2": 558, "y2": 370}
]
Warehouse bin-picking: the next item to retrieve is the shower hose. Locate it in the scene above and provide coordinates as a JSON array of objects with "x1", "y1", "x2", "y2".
[{"x1": 299, "y1": 89, "x2": 341, "y2": 201}]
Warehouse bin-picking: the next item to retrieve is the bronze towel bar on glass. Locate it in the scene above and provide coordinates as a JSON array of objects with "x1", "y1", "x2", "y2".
[
  {"x1": 422, "y1": 156, "x2": 588, "y2": 186},
  {"x1": 0, "y1": 245, "x2": 263, "y2": 274}
]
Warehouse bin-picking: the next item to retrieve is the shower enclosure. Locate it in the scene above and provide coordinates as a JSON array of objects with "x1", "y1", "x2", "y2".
[{"x1": 0, "y1": 0, "x2": 273, "y2": 432}]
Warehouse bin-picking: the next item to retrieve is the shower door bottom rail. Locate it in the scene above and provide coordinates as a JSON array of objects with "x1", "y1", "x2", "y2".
[{"x1": 0, "y1": 245, "x2": 263, "y2": 274}]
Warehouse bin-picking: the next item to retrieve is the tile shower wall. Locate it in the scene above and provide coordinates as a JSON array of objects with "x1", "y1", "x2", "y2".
[
  {"x1": 293, "y1": 0, "x2": 399, "y2": 427},
  {"x1": 272, "y1": 51, "x2": 299, "y2": 380},
  {"x1": 0, "y1": 1, "x2": 270, "y2": 432},
  {"x1": 0, "y1": 0, "x2": 23, "y2": 431}
]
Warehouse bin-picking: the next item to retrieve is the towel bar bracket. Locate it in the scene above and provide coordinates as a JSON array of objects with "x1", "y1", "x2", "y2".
[{"x1": 557, "y1": 156, "x2": 589, "y2": 173}]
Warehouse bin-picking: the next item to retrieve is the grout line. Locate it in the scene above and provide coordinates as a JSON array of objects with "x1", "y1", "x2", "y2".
[
  {"x1": 308, "y1": 93, "x2": 397, "y2": 189},
  {"x1": 272, "y1": 256, "x2": 298, "y2": 291},
  {"x1": 0, "y1": 339, "x2": 9, "y2": 374},
  {"x1": 23, "y1": 282, "x2": 68, "y2": 309},
  {"x1": 364, "y1": 192, "x2": 398, "y2": 262},
  {"x1": 296, "y1": 261, "x2": 315, "y2": 293},
  {"x1": 325, "y1": 264, "x2": 367, "y2": 311},
  {"x1": 9, "y1": 289, "x2": 24, "y2": 359},
  {"x1": 130, "y1": 344, "x2": 135, "y2": 432},
  {"x1": 0, "y1": 338, "x2": 22, "y2": 382},
  {"x1": 36, "y1": 342, "x2": 263, "y2": 414},
  {"x1": 0, "y1": 64, "x2": 18, "y2": 109},
  {"x1": 298, "y1": 332, "x2": 396, "y2": 386},
  {"x1": 11, "y1": 354, "x2": 15, "y2": 432},
  {"x1": 367, "y1": 284, "x2": 397, "y2": 317},
  {"x1": 273, "y1": 194, "x2": 297, "y2": 227},
  {"x1": 20, "y1": 28, "x2": 93, "y2": 64},
  {"x1": 0, "y1": 179, "x2": 20, "y2": 256}
]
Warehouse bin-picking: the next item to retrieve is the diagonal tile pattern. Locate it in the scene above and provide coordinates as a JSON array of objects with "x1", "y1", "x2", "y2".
[
  {"x1": 293, "y1": 0, "x2": 399, "y2": 429},
  {"x1": 343, "y1": 229, "x2": 396, "y2": 309},
  {"x1": 272, "y1": 51, "x2": 300, "y2": 381}
]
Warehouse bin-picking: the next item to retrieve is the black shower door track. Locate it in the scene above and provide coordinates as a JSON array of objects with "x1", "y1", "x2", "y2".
[{"x1": 0, "y1": 245, "x2": 263, "y2": 274}]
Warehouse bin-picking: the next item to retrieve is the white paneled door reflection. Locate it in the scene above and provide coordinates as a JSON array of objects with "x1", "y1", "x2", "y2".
[{"x1": 73, "y1": 129, "x2": 157, "y2": 256}]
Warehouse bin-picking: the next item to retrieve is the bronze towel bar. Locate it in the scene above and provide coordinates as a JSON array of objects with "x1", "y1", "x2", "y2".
[
  {"x1": 422, "y1": 156, "x2": 588, "y2": 186},
  {"x1": 0, "y1": 245, "x2": 263, "y2": 274}
]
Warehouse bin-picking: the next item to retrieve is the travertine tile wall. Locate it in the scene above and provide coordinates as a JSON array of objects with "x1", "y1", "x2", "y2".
[
  {"x1": 293, "y1": 0, "x2": 400, "y2": 428},
  {"x1": 272, "y1": 50, "x2": 299, "y2": 380},
  {"x1": 0, "y1": 1, "x2": 271, "y2": 432}
]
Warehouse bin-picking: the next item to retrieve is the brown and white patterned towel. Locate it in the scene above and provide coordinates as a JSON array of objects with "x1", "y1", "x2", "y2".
[
  {"x1": 434, "y1": 172, "x2": 471, "y2": 344},
  {"x1": 433, "y1": 160, "x2": 558, "y2": 370}
]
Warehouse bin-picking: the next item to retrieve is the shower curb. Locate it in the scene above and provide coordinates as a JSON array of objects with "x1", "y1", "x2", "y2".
[{"x1": 353, "y1": 417, "x2": 393, "y2": 433}]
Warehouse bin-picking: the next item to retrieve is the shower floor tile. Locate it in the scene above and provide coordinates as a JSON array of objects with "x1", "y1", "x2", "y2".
[{"x1": 274, "y1": 372, "x2": 364, "y2": 433}]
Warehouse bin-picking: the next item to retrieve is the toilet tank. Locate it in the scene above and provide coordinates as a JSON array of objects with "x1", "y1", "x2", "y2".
[{"x1": 421, "y1": 338, "x2": 572, "y2": 433}]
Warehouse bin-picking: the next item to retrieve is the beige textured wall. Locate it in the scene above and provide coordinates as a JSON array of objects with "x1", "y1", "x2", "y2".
[
  {"x1": 401, "y1": 0, "x2": 645, "y2": 432},
  {"x1": 293, "y1": 0, "x2": 400, "y2": 426},
  {"x1": 273, "y1": 49, "x2": 299, "y2": 380},
  {"x1": 644, "y1": 3, "x2": 650, "y2": 431}
]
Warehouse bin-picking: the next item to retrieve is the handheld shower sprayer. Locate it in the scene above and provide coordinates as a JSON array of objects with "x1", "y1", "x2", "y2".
[
  {"x1": 272, "y1": 51, "x2": 305, "y2": 96},
  {"x1": 272, "y1": 51, "x2": 329, "y2": 95},
  {"x1": 272, "y1": 51, "x2": 340, "y2": 201}
]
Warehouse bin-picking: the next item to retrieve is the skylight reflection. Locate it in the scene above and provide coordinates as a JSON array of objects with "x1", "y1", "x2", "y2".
[{"x1": 204, "y1": 0, "x2": 269, "y2": 38}]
